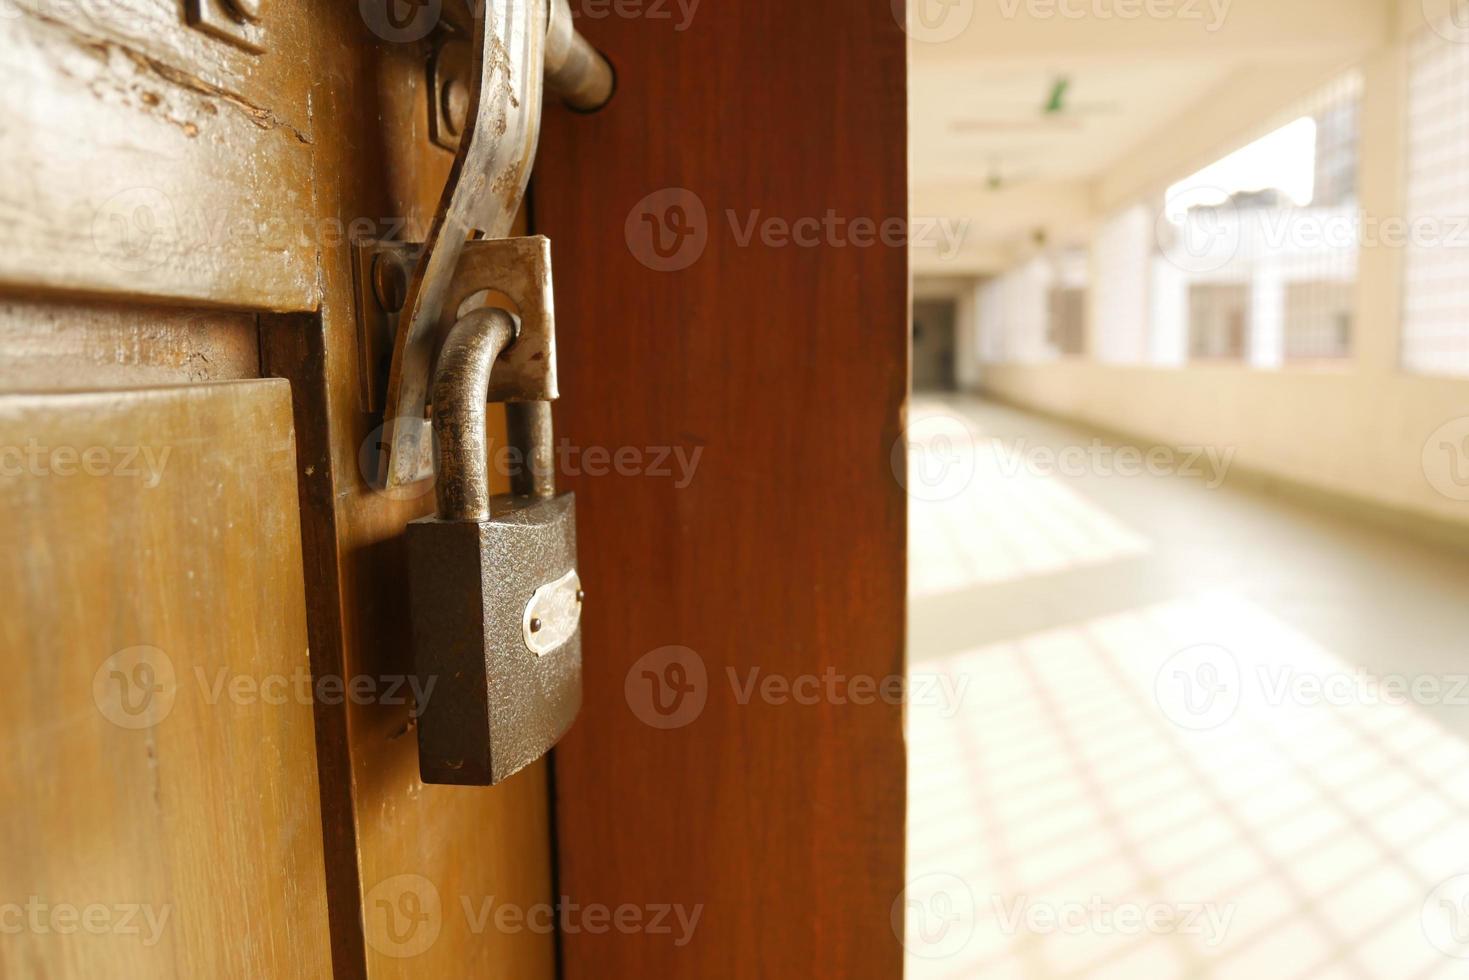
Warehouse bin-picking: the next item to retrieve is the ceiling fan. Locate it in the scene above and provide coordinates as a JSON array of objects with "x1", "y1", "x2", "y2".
[
  {"x1": 950, "y1": 76, "x2": 1123, "y2": 134},
  {"x1": 981, "y1": 157, "x2": 1040, "y2": 191}
]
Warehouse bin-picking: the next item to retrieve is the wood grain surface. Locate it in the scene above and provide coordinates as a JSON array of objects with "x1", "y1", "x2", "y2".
[
  {"x1": 260, "y1": 6, "x2": 558, "y2": 977},
  {"x1": 0, "y1": 1, "x2": 317, "y2": 311},
  {"x1": 532, "y1": 1, "x2": 911, "y2": 975},
  {"x1": 0, "y1": 1, "x2": 559, "y2": 976},
  {"x1": 0, "y1": 380, "x2": 331, "y2": 979}
]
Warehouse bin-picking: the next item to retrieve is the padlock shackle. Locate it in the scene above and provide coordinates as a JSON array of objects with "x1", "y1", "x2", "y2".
[
  {"x1": 506, "y1": 401, "x2": 557, "y2": 499},
  {"x1": 431, "y1": 307, "x2": 518, "y2": 522}
]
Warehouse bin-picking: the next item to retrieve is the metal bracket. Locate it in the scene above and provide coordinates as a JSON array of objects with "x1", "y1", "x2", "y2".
[
  {"x1": 373, "y1": 0, "x2": 612, "y2": 490},
  {"x1": 185, "y1": 0, "x2": 267, "y2": 54},
  {"x1": 354, "y1": 236, "x2": 559, "y2": 416},
  {"x1": 428, "y1": 34, "x2": 473, "y2": 152}
]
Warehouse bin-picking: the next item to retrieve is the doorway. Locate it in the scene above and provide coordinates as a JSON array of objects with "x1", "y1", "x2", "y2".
[{"x1": 913, "y1": 298, "x2": 958, "y2": 392}]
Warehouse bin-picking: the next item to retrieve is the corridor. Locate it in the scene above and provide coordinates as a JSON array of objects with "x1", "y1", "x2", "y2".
[{"x1": 903, "y1": 396, "x2": 1469, "y2": 979}]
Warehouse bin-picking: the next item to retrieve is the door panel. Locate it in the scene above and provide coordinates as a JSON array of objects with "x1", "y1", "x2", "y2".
[
  {"x1": 0, "y1": 379, "x2": 331, "y2": 978},
  {"x1": 0, "y1": 4, "x2": 317, "y2": 310},
  {"x1": 0, "y1": 1, "x2": 561, "y2": 973},
  {"x1": 533, "y1": 1, "x2": 909, "y2": 975}
]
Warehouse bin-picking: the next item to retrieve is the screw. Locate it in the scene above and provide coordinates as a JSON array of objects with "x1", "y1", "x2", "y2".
[
  {"x1": 441, "y1": 77, "x2": 470, "y2": 138},
  {"x1": 530, "y1": 617, "x2": 543, "y2": 633},
  {"x1": 223, "y1": 0, "x2": 262, "y2": 23},
  {"x1": 575, "y1": 589, "x2": 585, "y2": 603},
  {"x1": 372, "y1": 255, "x2": 408, "y2": 314}
]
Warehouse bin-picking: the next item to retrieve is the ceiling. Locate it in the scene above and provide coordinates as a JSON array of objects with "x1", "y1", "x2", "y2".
[
  {"x1": 910, "y1": 60, "x2": 1238, "y2": 189},
  {"x1": 907, "y1": 0, "x2": 1396, "y2": 274}
]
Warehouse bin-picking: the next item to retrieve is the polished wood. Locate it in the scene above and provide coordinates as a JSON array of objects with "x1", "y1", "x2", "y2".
[
  {"x1": 0, "y1": 2, "x2": 316, "y2": 310},
  {"x1": 259, "y1": 8, "x2": 556, "y2": 977},
  {"x1": 0, "y1": 380, "x2": 330, "y2": 979},
  {"x1": 0, "y1": 0, "x2": 558, "y2": 975},
  {"x1": 0, "y1": 297, "x2": 258, "y2": 390},
  {"x1": 532, "y1": 2, "x2": 910, "y2": 975}
]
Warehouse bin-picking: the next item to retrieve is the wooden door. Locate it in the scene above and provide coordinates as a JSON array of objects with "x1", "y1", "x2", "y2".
[
  {"x1": 0, "y1": 5, "x2": 555, "y2": 978},
  {"x1": 1, "y1": 3, "x2": 909, "y2": 977},
  {"x1": 533, "y1": 1, "x2": 910, "y2": 975}
]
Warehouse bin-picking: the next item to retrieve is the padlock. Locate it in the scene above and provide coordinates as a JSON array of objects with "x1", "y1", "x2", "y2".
[{"x1": 407, "y1": 306, "x2": 582, "y2": 786}]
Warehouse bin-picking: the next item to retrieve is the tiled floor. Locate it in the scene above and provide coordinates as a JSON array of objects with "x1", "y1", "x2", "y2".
[{"x1": 902, "y1": 396, "x2": 1469, "y2": 979}]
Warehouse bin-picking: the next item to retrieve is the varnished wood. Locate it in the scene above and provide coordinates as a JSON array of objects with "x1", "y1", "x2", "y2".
[
  {"x1": 0, "y1": 297, "x2": 258, "y2": 391},
  {"x1": 0, "y1": 380, "x2": 330, "y2": 979},
  {"x1": 532, "y1": 2, "x2": 910, "y2": 975},
  {"x1": 0, "y1": 0, "x2": 559, "y2": 975},
  {"x1": 260, "y1": 9, "x2": 557, "y2": 977},
  {"x1": 0, "y1": 2, "x2": 317, "y2": 311}
]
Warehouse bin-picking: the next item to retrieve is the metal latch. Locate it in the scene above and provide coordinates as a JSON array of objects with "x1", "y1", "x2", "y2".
[{"x1": 359, "y1": 0, "x2": 612, "y2": 489}]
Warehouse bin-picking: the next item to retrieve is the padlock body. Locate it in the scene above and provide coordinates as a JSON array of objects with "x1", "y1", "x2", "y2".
[{"x1": 407, "y1": 492, "x2": 581, "y2": 785}]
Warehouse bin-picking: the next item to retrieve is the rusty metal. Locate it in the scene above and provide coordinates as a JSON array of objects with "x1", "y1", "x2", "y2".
[
  {"x1": 378, "y1": 0, "x2": 611, "y2": 488},
  {"x1": 544, "y1": 0, "x2": 615, "y2": 111},
  {"x1": 506, "y1": 401, "x2": 556, "y2": 498},
  {"x1": 407, "y1": 492, "x2": 581, "y2": 785},
  {"x1": 429, "y1": 35, "x2": 474, "y2": 152},
  {"x1": 353, "y1": 236, "x2": 558, "y2": 415},
  {"x1": 380, "y1": 0, "x2": 548, "y2": 489},
  {"x1": 430, "y1": 308, "x2": 518, "y2": 522},
  {"x1": 409, "y1": 304, "x2": 581, "y2": 787},
  {"x1": 185, "y1": 0, "x2": 267, "y2": 52}
]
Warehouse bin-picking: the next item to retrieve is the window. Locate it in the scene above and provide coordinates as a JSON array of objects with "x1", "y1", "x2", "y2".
[
  {"x1": 977, "y1": 249, "x2": 1089, "y2": 363},
  {"x1": 1048, "y1": 286, "x2": 1087, "y2": 356},
  {"x1": 1151, "y1": 72, "x2": 1362, "y2": 366},
  {"x1": 1402, "y1": 24, "x2": 1469, "y2": 375}
]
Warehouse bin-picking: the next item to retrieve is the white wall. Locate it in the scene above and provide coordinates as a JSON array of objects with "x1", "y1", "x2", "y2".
[{"x1": 974, "y1": 7, "x2": 1469, "y2": 528}]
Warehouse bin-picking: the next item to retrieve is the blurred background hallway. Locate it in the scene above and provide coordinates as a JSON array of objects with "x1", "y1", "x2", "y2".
[{"x1": 903, "y1": 397, "x2": 1469, "y2": 978}]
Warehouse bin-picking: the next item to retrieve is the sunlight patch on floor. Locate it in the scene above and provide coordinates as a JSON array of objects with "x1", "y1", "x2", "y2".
[
  {"x1": 906, "y1": 399, "x2": 1151, "y2": 600},
  {"x1": 907, "y1": 590, "x2": 1469, "y2": 979},
  {"x1": 902, "y1": 397, "x2": 1469, "y2": 980}
]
